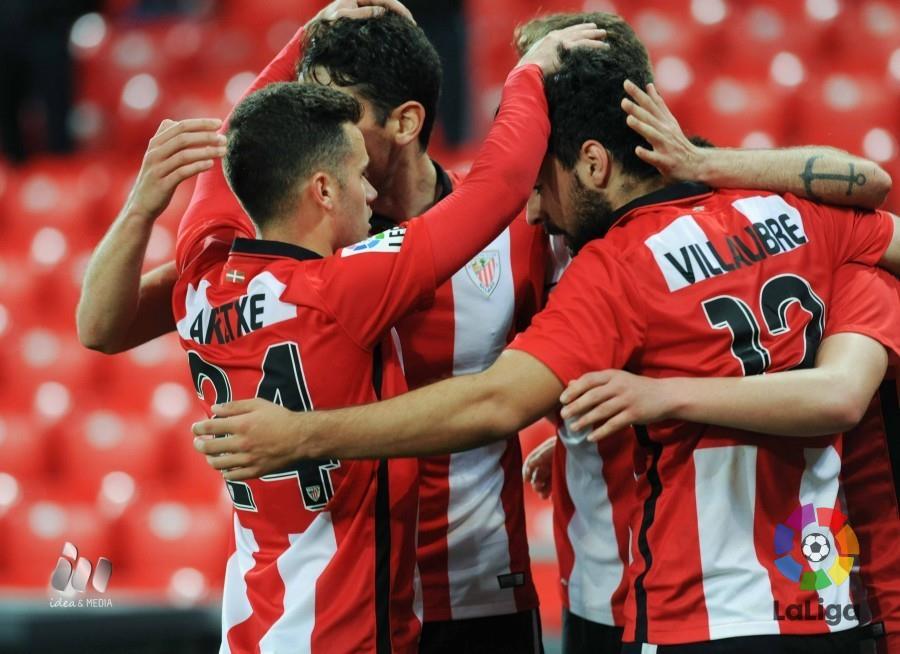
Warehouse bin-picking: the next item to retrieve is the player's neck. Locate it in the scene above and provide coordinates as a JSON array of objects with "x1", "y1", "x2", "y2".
[
  {"x1": 608, "y1": 172, "x2": 667, "y2": 212},
  {"x1": 372, "y1": 150, "x2": 437, "y2": 223},
  {"x1": 260, "y1": 216, "x2": 333, "y2": 258}
]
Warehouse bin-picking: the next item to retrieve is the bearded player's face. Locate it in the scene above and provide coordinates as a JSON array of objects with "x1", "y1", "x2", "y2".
[{"x1": 527, "y1": 155, "x2": 615, "y2": 255}]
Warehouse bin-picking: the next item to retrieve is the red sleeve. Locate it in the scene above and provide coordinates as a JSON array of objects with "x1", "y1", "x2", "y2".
[
  {"x1": 422, "y1": 65, "x2": 549, "y2": 283},
  {"x1": 175, "y1": 26, "x2": 307, "y2": 275},
  {"x1": 508, "y1": 243, "x2": 647, "y2": 386},
  {"x1": 785, "y1": 195, "x2": 895, "y2": 268},
  {"x1": 290, "y1": 64, "x2": 550, "y2": 349},
  {"x1": 516, "y1": 216, "x2": 551, "y2": 332},
  {"x1": 824, "y1": 264, "x2": 900, "y2": 361}
]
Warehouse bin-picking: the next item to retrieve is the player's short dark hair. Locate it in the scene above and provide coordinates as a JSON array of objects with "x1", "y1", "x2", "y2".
[
  {"x1": 299, "y1": 12, "x2": 442, "y2": 150},
  {"x1": 223, "y1": 82, "x2": 361, "y2": 229},
  {"x1": 545, "y1": 25, "x2": 657, "y2": 180}
]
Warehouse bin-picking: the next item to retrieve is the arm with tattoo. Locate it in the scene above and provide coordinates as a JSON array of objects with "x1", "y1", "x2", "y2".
[{"x1": 622, "y1": 80, "x2": 892, "y2": 209}]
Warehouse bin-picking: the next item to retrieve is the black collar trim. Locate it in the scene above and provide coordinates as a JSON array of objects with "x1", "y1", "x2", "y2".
[
  {"x1": 609, "y1": 181, "x2": 713, "y2": 226},
  {"x1": 432, "y1": 159, "x2": 454, "y2": 201},
  {"x1": 230, "y1": 237, "x2": 323, "y2": 261},
  {"x1": 369, "y1": 159, "x2": 453, "y2": 232}
]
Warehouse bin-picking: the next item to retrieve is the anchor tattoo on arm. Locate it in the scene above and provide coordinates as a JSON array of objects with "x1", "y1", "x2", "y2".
[{"x1": 800, "y1": 155, "x2": 867, "y2": 202}]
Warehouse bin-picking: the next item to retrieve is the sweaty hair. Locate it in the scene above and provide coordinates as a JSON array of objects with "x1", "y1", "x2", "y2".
[
  {"x1": 300, "y1": 12, "x2": 442, "y2": 150},
  {"x1": 223, "y1": 82, "x2": 361, "y2": 229},
  {"x1": 515, "y1": 12, "x2": 658, "y2": 180}
]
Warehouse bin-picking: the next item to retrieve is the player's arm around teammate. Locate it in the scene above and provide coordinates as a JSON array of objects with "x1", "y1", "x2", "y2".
[
  {"x1": 75, "y1": 118, "x2": 224, "y2": 352},
  {"x1": 75, "y1": 0, "x2": 412, "y2": 354},
  {"x1": 559, "y1": 264, "x2": 900, "y2": 441},
  {"x1": 621, "y1": 78, "x2": 900, "y2": 274},
  {"x1": 620, "y1": 79, "x2": 892, "y2": 209}
]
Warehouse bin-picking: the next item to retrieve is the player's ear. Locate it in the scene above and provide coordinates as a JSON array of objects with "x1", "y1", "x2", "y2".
[
  {"x1": 578, "y1": 140, "x2": 611, "y2": 190},
  {"x1": 309, "y1": 171, "x2": 337, "y2": 211},
  {"x1": 389, "y1": 101, "x2": 425, "y2": 148}
]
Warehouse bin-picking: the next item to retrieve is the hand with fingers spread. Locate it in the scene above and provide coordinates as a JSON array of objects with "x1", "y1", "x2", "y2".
[
  {"x1": 192, "y1": 399, "x2": 316, "y2": 481},
  {"x1": 518, "y1": 22, "x2": 609, "y2": 76},
  {"x1": 559, "y1": 369, "x2": 677, "y2": 442},
  {"x1": 621, "y1": 79, "x2": 706, "y2": 182},
  {"x1": 522, "y1": 436, "x2": 556, "y2": 499},
  {"x1": 313, "y1": 0, "x2": 414, "y2": 24},
  {"x1": 125, "y1": 118, "x2": 226, "y2": 223}
]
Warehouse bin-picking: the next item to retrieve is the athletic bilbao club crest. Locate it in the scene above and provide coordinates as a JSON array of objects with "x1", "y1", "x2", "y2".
[
  {"x1": 466, "y1": 250, "x2": 501, "y2": 297},
  {"x1": 306, "y1": 486, "x2": 322, "y2": 503}
]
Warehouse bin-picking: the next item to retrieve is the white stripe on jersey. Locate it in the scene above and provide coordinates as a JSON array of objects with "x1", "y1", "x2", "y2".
[
  {"x1": 797, "y1": 446, "x2": 857, "y2": 633},
  {"x1": 257, "y1": 513, "x2": 337, "y2": 653},
  {"x1": 220, "y1": 515, "x2": 259, "y2": 654},
  {"x1": 560, "y1": 421, "x2": 623, "y2": 626},
  {"x1": 450, "y1": 229, "x2": 513, "y2": 376},
  {"x1": 443, "y1": 228, "x2": 518, "y2": 619},
  {"x1": 693, "y1": 446, "x2": 781, "y2": 639},
  {"x1": 446, "y1": 441, "x2": 517, "y2": 619}
]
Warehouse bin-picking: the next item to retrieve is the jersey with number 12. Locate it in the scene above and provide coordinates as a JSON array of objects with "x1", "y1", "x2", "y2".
[{"x1": 510, "y1": 182, "x2": 898, "y2": 645}]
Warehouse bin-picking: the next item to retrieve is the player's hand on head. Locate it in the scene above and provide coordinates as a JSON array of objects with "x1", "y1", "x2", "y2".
[
  {"x1": 191, "y1": 398, "x2": 311, "y2": 481},
  {"x1": 314, "y1": 0, "x2": 414, "y2": 24},
  {"x1": 621, "y1": 80, "x2": 705, "y2": 182},
  {"x1": 559, "y1": 369, "x2": 673, "y2": 442},
  {"x1": 522, "y1": 435, "x2": 556, "y2": 499},
  {"x1": 126, "y1": 118, "x2": 225, "y2": 222},
  {"x1": 517, "y1": 23, "x2": 609, "y2": 76}
]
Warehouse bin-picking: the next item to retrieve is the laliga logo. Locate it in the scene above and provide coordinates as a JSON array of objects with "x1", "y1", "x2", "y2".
[
  {"x1": 773, "y1": 503, "x2": 859, "y2": 590},
  {"x1": 50, "y1": 542, "x2": 112, "y2": 593}
]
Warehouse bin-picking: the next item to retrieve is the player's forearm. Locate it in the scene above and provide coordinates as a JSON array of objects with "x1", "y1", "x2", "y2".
[
  {"x1": 663, "y1": 335, "x2": 887, "y2": 436},
  {"x1": 426, "y1": 65, "x2": 549, "y2": 282},
  {"x1": 77, "y1": 210, "x2": 157, "y2": 353},
  {"x1": 694, "y1": 146, "x2": 891, "y2": 209},
  {"x1": 662, "y1": 372, "x2": 858, "y2": 436},
  {"x1": 303, "y1": 373, "x2": 522, "y2": 459}
]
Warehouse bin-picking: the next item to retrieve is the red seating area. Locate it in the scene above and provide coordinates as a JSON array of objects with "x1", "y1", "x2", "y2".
[{"x1": 2, "y1": 0, "x2": 898, "y2": 621}]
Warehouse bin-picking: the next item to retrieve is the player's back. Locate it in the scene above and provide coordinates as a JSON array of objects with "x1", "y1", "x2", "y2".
[
  {"x1": 173, "y1": 238, "x2": 419, "y2": 654},
  {"x1": 576, "y1": 182, "x2": 895, "y2": 644}
]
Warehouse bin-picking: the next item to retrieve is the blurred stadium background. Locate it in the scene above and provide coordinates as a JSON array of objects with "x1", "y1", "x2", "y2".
[{"x1": 1, "y1": 0, "x2": 899, "y2": 651}]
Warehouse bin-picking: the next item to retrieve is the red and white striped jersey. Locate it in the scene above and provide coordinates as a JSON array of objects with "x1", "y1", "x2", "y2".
[
  {"x1": 510, "y1": 183, "x2": 900, "y2": 645},
  {"x1": 173, "y1": 234, "x2": 426, "y2": 654},
  {"x1": 552, "y1": 424, "x2": 633, "y2": 627},
  {"x1": 170, "y1": 23, "x2": 551, "y2": 647},
  {"x1": 546, "y1": 232, "x2": 633, "y2": 629},
  {"x1": 396, "y1": 168, "x2": 547, "y2": 621},
  {"x1": 828, "y1": 266, "x2": 900, "y2": 651}
]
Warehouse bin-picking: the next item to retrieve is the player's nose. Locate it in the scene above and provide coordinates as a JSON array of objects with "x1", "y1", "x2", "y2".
[
  {"x1": 525, "y1": 191, "x2": 543, "y2": 226},
  {"x1": 364, "y1": 177, "x2": 378, "y2": 205}
]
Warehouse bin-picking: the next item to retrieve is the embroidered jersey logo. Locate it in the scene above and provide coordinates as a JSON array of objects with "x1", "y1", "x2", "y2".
[
  {"x1": 341, "y1": 226, "x2": 406, "y2": 257},
  {"x1": 773, "y1": 503, "x2": 859, "y2": 590},
  {"x1": 465, "y1": 250, "x2": 501, "y2": 297},
  {"x1": 644, "y1": 196, "x2": 808, "y2": 292},
  {"x1": 306, "y1": 485, "x2": 321, "y2": 503}
]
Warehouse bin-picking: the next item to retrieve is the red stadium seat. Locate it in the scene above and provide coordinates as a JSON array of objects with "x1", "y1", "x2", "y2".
[
  {"x1": 793, "y1": 73, "x2": 900, "y2": 153},
  {"x1": 630, "y1": 5, "x2": 724, "y2": 74},
  {"x1": 680, "y1": 76, "x2": 790, "y2": 148},
  {"x1": 719, "y1": 4, "x2": 820, "y2": 80},
  {"x1": 831, "y1": 1, "x2": 900, "y2": 74},
  {"x1": 115, "y1": 499, "x2": 228, "y2": 592},
  {"x1": 0, "y1": 499, "x2": 111, "y2": 588},
  {"x1": 56, "y1": 410, "x2": 166, "y2": 500},
  {"x1": 0, "y1": 414, "x2": 51, "y2": 480}
]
